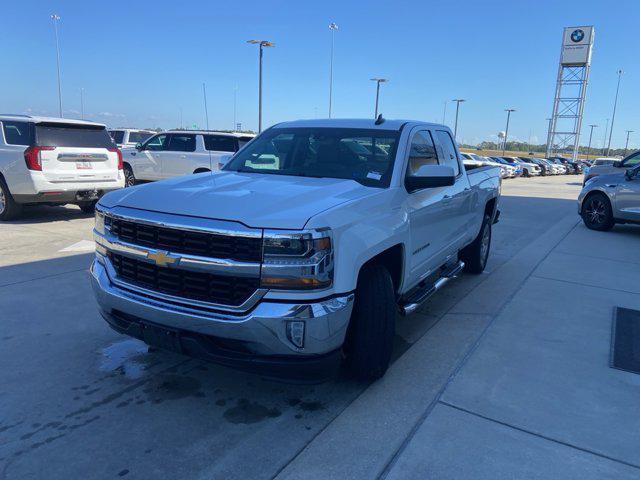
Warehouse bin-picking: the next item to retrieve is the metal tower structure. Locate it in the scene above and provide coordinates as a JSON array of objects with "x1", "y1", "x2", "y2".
[{"x1": 546, "y1": 26, "x2": 594, "y2": 160}]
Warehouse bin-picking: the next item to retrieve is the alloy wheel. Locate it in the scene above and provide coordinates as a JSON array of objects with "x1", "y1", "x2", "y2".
[
  {"x1": 585, "y1": 198, "x2": 606, "y2": 225},
  {"x1": 0, "y1": 187, "x2": 5, "y2": 214}
]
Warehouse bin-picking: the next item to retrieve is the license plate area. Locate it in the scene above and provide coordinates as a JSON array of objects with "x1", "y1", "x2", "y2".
[
  {"x1": 141, "y1": 323, "x2": 182, "y2": 353},
  {"x1": 76, "y1": 161, "x2": 93, "y2": 170}
]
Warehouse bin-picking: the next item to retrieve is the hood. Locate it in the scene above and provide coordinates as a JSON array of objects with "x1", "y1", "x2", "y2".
[{"x1": 99, "y1": 171, "x2": 375, "y2": 229}]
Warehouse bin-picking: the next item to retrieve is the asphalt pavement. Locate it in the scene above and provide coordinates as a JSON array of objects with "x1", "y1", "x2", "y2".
[{"x1": 1, "y1": 175, "x2": 637, "y2": 479}]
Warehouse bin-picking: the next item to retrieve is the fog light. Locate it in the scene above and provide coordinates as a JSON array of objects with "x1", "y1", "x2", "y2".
[{"x1": 286, "y1": 321, "x2": 305, "y2": 349}]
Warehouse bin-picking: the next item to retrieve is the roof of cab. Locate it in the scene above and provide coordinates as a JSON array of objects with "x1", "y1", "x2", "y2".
[
  {"x1": 0, "y1": 114, "x2": 106, "y2": 128},
  {"x1": 271, "y1": 118, "x2": 444, "y2": 131},
  {"x1": 164, "y1": 130, "x2": 255, "y2": 137}
]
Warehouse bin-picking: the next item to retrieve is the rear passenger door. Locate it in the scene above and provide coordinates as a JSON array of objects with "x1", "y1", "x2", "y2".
[
  {"x1": 433, "y1": 129, "x2": 474, "y2": 249},
  {"x1": 203, "y1": 135, "x2": 238, "y2": 170},
  {"x1": 161, "y1": 134, "x2": 208, "y2": 178}
]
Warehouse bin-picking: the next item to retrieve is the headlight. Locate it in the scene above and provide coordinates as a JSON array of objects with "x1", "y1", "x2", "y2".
[
  {"x1": 261, "y1": 229, "x2": 333, "y2": 290},
  {"x1": 95, "y1": 209, "x2": 106, "y2": 235}
]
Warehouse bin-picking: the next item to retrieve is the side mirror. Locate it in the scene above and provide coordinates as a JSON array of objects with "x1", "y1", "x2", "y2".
[
  {"x1": 625, "y1": 168, "x2": 638, "y2": 180},
  {"x1": 405, "y1": 164, "x2": 456, "y2": 192},
  {"x1": 135, "y1": 143, "x2": 143, "y2": 151}
]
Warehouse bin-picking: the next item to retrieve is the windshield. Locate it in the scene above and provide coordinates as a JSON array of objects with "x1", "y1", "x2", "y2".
[
  {"x1": 128, "y1": 131, "x2": 153, "y2": 144},
  {"x1": 223, "y1": 127, "x2": 400, "y2": 188},
  {"x1": 109, "y1": 130, "x2": 125, "y2": 144}
]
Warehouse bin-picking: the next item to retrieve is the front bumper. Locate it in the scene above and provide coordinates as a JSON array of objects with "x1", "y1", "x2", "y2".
[{"x1": 90, "y1": 258, "x2": 354, "y2": 376}]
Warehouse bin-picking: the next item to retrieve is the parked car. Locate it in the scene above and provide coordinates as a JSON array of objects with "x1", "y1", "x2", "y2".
[
  {"x1": 578, "y1": 165, "x2": 640, "y2": 230},
  {"x1": 460, "y1": 152, "x2": 509, "y2": 178},
  {"x1": 108, "y1": 129, "x2": 155, "y2": 149},
  {"x1": 501, "y1": 156, "x2": 541, "y2": 176},
  {"x1": 526, "y1": 158, "x2": 552, "y2": 176},
  {"x1": 583, "y1": 152, "x2": 640, "y2": 184},
  {"x1": 91, "y1": 118, "x2": 501, "y2": 381},
  {"x1": 122, "y1": 130, "x2": 255, "y2": 187},
  {"x1": 546, "y1": 158, "x2": 569, "y2": 174},
  {"x1": 490, "y1": 157, "x2": 522, "y2": 177},
  {"x1": 0, "y1": 115, "x2": 124, "y2": 220}
]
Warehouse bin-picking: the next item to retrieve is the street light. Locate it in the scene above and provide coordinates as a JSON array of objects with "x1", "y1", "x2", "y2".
[
  {"x1": 606, "y1": 69, "x2": 623, "y2": 156},
  {"x1": 51, "y1": 14, "x2": 63, "y2": 117},
  {"x1": 80, "y1": 88, "x2": 84, "y2": 120},
  {"x1": 624, "y1": 130, "x2": 634, "y2": 156},
  {"x1": 247, "y1": 39, "x2": 275, "y2": 133},
  {"x1": 328, "y1": 23, "x2": 338, "y2": 118},
  {"x1": 586, "y1": 124, "x2": 598, "y2": 161},
  {"x1": 370, "y1": 78, "x2": 388, "y2": 119},
  {"x1": 452, "y1": 99, "x2": 465, "y2": 140},
  {"x1": 502, "y1": 109, "x2": 516, "y2": 155}
]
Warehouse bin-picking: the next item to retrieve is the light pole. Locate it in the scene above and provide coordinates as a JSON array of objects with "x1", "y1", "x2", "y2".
[
  {"x1": 80, "y1": 88, "x2": 84, "y2": 120},
  {"x1": 586, "y1": 124, "x2": 598, "y2": 160},
  {"x1": 51, "y1": 14, "x2": 63, "y2": 117},
  {"x1": 370, "y1": 78, "x2": 388, "y2": 119},
  {"x1": 202, "y1": 83, "x2": 210, "y2": 130},
  {"x1": 328, "y1": 23, "x2": 338, "y2": 118},
  {"x1": 452, "y1": 99, "x2": 465, "y2": 140},
  {"x1": 502, "y1": 109, "x2": 516, "y2": 155},
  {"x1": 624, "y1": 130, "x2": 634, "y2": 156},
  {"x1": 606, "y1": 69, "x2": 623, "y2": 156},
  {"x1": 247, "y1": 40, "x2": 275, "y2": 133},
  {"x1": 442, "y1": 100, "x2": 447, "y2": 125},
  {"x1": 233, "y1": 84, "x2": 238, "y2": 131},
  {"x1": 602, "y1": 118, "x2": 609, "y2": 155}
]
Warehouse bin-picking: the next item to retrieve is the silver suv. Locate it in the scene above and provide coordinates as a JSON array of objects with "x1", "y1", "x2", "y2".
[{"x1": 584, "y1": 151, "x2": 639, "y2": 183}]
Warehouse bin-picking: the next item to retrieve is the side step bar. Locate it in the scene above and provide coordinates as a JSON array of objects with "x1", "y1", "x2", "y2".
[{"x1": 399, "y1": 260, "x2": 465, "y2": 316}]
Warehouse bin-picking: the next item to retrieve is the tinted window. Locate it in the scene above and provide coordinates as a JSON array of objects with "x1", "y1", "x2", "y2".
[
  {"x1": 623, "y1": 152, "x2": 640, "y2": 168},
  {"x1": 2, "y1": 121, "x2": 32, "y2": 146},
  {"x1": 204, "y1": 135, "x2": 236, "y2": 152},
  {"x1": 109, "y1": 130, "x2": 125, "y2": 144},
  {"x1": 238, "y1": 136, "x2": 254, "y2": 149},
  {"x1": 128, "y1": 131, "x2": 153, "y2": 144},
  {"x1": 224, "y1": 128, "x2": 400, "y2": 188},
  {"x1": 435, "y1": 130, "x2": 460, "y2": 175},
  {"x1": 167, "y1": 134, "x2": 196, "y2": 152},
  {"x1": 35, "y1": 124, "x2": 114, "y2": 148},
  {"x1": 407, "y1": 130, "x2": 438, "y2": 176},
  {"x1": 144, "y1": 134, "x2": 168, "y2": 151}
]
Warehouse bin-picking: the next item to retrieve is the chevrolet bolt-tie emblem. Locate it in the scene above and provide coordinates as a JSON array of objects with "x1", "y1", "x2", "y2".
[{"x1": 147, "y1": 251, "x2": 180, "y2": 267}]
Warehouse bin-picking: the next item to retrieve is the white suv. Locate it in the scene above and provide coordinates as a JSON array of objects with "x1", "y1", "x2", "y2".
[
  {"x1": 0, "y1": 115, "x2": 124, "y2": 220},
  {"x1": 122, "y1": 130, "x2": 255, "y2": 186},
  {"x1": 108, "y1": 129, "x2": 155, "y2": 149}
]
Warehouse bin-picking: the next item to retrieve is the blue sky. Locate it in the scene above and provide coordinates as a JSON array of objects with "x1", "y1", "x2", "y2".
[{"x1": 1, "y1": 0, "x2": 638, "y2": 148}]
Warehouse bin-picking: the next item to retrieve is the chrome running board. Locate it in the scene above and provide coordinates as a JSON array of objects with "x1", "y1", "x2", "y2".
[{"x1": 399, "y1": 261, "x2": 465, "y2": 316}]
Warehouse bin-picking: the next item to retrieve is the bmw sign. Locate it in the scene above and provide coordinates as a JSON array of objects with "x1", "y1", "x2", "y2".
[{"x1": 570, "y1": 29, "x2": 585, "y2": 43}]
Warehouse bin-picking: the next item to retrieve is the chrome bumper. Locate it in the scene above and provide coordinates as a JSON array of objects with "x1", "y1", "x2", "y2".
[{"x1": 90, "y1": 258, "x2": 354, "y2": 356}]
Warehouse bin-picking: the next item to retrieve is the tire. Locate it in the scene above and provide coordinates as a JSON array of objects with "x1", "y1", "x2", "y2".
[
  {"x1": 581, "y1": 192, "x2": 615, "y2": 231},
  {"x1": 78, "y1": 200, "x2": 97, "y2": 214},
  {"x1": 461, "y1": 213, "x2": 492, "y2": 274},
  {"x1": 344, "y1": 263, "x2": 396, "y2": 381},
  {"x1": 523, "y1": 168, "x2": 530, "y2": 178},
  {"x1": 0, "y1": 176, "x2": 22, "y2": 221},
  {"x1": 123, "y1": 164, "x2": 136, "y2": 187}
]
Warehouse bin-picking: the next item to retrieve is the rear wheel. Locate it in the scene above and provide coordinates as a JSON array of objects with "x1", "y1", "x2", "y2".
[
  {"x1": 344, "y1": 263, "x2": 396, "y2": 381},
  {"x1": 461, "y1": 214, "x2": 492, "y2": 274},
  {"x1": 0, "y1": 177, "x2": 22, "y2": 221},
  {"x1": 123, "y1": 164, "x2": 136, "y2": 187},
  {"x1": 581, "y1": 192, "x2": 615, "y2": 231}
]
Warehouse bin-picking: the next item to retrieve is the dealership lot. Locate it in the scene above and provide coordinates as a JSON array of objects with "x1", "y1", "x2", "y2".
[{"x1": 1, "y1": 175, "x2": 639, "y2": 479}]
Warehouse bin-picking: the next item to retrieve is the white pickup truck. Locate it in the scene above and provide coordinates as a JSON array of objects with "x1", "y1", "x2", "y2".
[
  {"x1": 91, "y1": 119, "x2": 501, "y2": 381},
  {"x1": 122, "y1": 130, "x2": 255, "y2": 187}
]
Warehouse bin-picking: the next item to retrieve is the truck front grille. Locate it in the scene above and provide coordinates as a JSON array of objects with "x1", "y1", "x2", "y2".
[
  {"x1": 109, "y1": 218, "x2": 262, "y2": 263},
  {"x1": 109, "y1": 252, "x2": 259, "y2": 306}
]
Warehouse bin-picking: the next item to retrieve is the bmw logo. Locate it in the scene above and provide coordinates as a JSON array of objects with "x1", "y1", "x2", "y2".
[{"x1": 571, "y1": 29, "x2": 585, "y2": 43}]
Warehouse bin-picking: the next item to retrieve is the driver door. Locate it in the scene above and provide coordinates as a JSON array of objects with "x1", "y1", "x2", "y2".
[
  {"x1": 616, "y1": 167, "x2": 640, "y2": 222},
  {"x1": 131, "y1": 133, "x2": 167, "y2": 180}
]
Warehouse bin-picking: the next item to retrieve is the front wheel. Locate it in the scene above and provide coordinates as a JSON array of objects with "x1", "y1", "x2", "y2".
[
  {"x1": 344, "y1": 264, "x2": 396, "y2": 381},
  {"x1": 461, "y1": 214, "x2": 492, "y2": 274},
  {"x1": 78, "y1": 200, "x2": 97, "y2": 214},
  {"x1": 581, "y1": 193, "x2": 614, "y2": 231},
  {"x1": 123, "y1": 165, "x2": 136, "y2": 187},
  {"x1": 0, "y1": 177, "x2": 22, "y2": 221}
]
